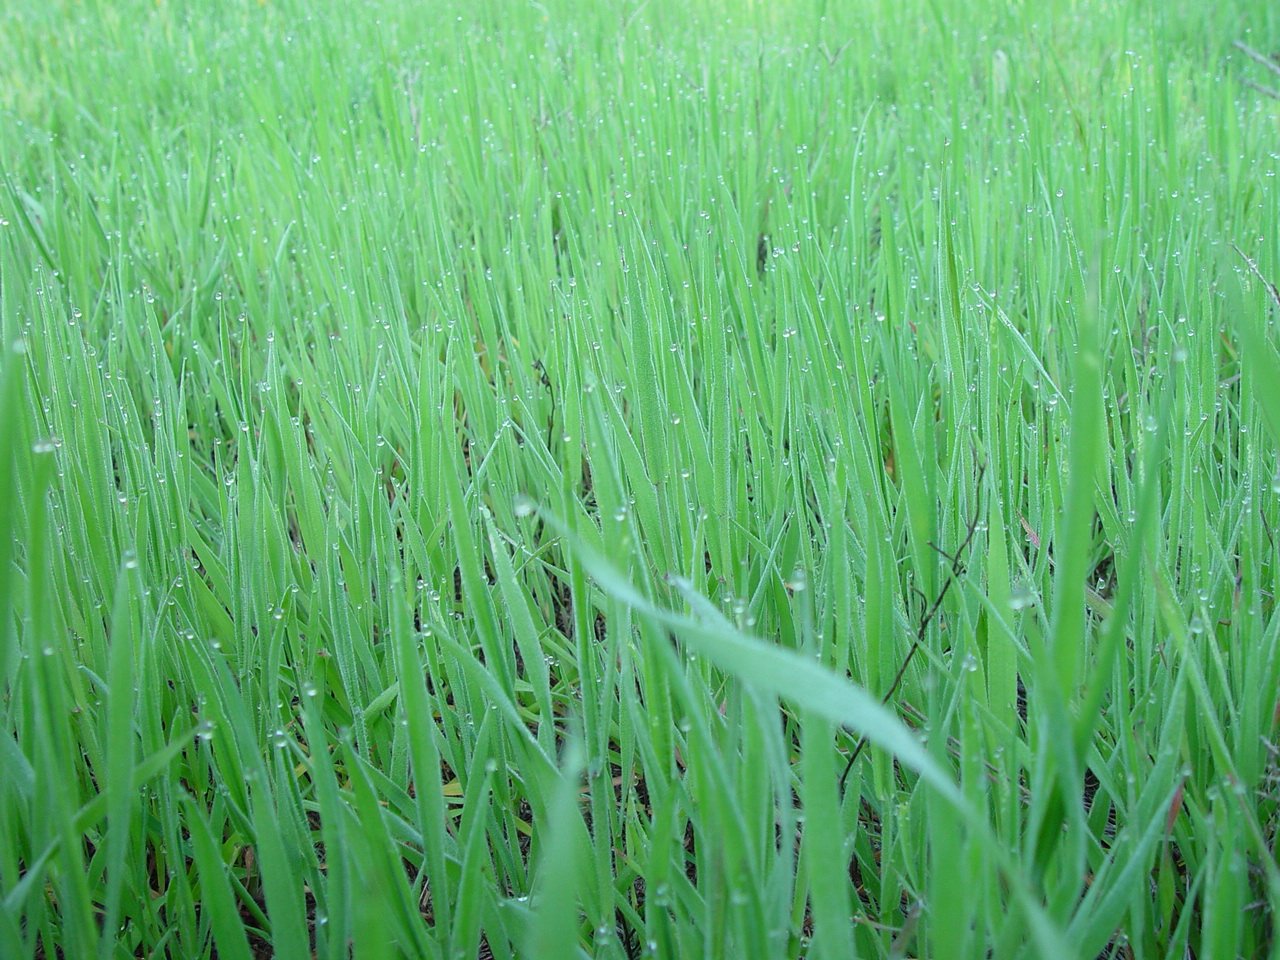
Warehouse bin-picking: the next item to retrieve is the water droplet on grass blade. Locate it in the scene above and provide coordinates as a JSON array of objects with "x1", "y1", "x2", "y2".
[{"x1": 1009, "y1": 582, "x2": 1036, "y2": 611}]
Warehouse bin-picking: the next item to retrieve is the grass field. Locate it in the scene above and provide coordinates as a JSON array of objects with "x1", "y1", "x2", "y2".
[{"x1": 3, "y1": 0, "x2": 1280, "y2": 956}]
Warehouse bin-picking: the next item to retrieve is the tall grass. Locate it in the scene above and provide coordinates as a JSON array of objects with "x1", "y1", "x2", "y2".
[{"x1": 2, "y1": 0, "x2": 1279, "y2": 956}]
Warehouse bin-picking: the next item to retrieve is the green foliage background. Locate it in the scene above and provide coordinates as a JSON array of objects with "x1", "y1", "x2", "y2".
[{"x1": 2, "y1": 0, "x2": 1279, "y2": 956}]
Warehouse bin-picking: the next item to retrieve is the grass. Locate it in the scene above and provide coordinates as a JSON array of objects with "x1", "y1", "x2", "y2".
[{"x1": 2, "y1": 0, "x2": 1279, "y2": 956}]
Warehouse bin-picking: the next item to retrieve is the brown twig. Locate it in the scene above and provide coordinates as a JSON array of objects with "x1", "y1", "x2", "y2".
[
  {"x1": 1234, "y1": 41, "x2": 1280, "y2": 78},
  {"x1": 839, "y1": 464, "x2": 986, "y2": 794},
  {"x1": 1230, "y1": 242, "x2": 1280, "y2": 311},
  {"x1": 1242, "y1": 78, "x2": 1280, "y2": 100}
]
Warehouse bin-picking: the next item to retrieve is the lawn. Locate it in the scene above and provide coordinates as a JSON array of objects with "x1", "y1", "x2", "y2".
[{"x1": 2, "y1": 0, "x2": 1280, "y2": 957}]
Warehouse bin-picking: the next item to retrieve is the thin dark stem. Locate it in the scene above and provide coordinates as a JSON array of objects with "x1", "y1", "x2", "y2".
[
  {"x1": 1231, "y1": 242, "x2": 1280, "y2": 310},
  {"x1": 1234, "y1": 41, "x2": 1280, "y2": 79},
  {"x1": 1242, "y1": 78, "x2": 1280, "y2": 100},
  {"x1": 533, "y1": 358, "x2": 557, "y2": 451},
  {"x1": 839, "y1": 464, "x2": 986, "y2": 795}
]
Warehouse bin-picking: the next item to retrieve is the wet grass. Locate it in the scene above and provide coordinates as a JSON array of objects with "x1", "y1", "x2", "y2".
[{"x1": 2, "y1": 0, "x2": 1280, "y2": 956}]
